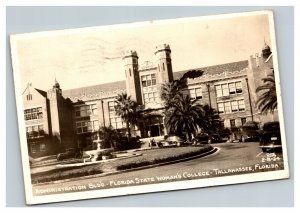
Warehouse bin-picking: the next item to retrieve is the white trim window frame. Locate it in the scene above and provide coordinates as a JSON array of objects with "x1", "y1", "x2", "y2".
[
  {"x1": 26, "y1": 124, "x2": 44, "y2": 138},
  {"x1": 189, "y1": 87, "x2": 202, "y2": 99},
  {"x1": 75, "y1": 104, "x2": 97, "y2": 117},
  {"x1": 217, "y1": 99, "x2": 245, "y2": 114},
  {"x1": 215, "y1": 81, "x2": 243, "y2": 97},
  {"x1": 76, "y1": 120, "x2": 99, "y2": 134},
  {"x1": 24, "y1": 106, "x2": 43, "y2": 121}
]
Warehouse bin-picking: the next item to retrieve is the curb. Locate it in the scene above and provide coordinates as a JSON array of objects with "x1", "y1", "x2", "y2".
[{"x1": 33, "y1": 147, "x2": 218, "y2": 186}]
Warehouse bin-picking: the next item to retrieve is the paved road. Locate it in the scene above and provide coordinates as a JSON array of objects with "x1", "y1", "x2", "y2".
[{"x1": 32, "y1": 142, "x2": 284, "y2": 196}]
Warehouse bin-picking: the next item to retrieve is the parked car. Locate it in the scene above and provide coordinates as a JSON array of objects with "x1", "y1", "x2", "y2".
[
  {"x1": 231, "y1": 126, "x2": 261, "y2": 142},
  {"x1": 192, "y1": 133, "x2": 222, "y2": 145},
  {"x1": 259, "y1": 121, "x2": 282, "y2": 152},
  {"x1": 220, "y1": 133, "x2": 231, "y2": 142},
  {"x1": 57, "y1": 148, "x2": 82, "y2": 161},
  {"x1": 160, "y1": 135, "x2": 186, "y2": 147}
]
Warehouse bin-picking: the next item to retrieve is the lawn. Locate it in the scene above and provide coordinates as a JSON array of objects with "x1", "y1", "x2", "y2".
[{"x1": 31, "y1": 145, "x2": 213, "y2": 184}]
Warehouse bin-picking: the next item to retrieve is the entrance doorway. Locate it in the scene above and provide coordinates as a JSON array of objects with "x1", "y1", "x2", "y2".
[
  {"x1": 150, "y1": 125, "x2": 160, "y2": 137},
  {"x1": 141, "y1": 116, "x2": 164, "y2": 138}
]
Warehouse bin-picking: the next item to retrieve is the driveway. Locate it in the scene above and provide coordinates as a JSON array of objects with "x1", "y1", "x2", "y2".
[{"x1": 32, "y1": 142, "x2": 284, "y2": 196}]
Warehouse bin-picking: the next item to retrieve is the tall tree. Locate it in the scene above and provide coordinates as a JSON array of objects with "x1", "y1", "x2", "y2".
[
  {"x1": 160, "y1": 69, "x2": 204, "y2": 108},
  {"x1": 115, "y1": 93, "x2": 138, "y2": 142},
  {"x1": 201, "y1": 104, "x2": 223, "y2": 134},
  {"x1": 256, "y1": 73, "x2": 277, "y2": 113},
  {"x1": 165, "y1": 94, "x2": 206, "y2": 142}
]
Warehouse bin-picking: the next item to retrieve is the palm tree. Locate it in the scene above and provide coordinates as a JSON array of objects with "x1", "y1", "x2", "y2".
[
  {"x1": 161, "y1": 78, "x2": 187, "y2": 108},
  {"x1": 97, "y1": 126, "x2": 122, "y2": 149},
  {"x1": 256, "y1": 73, "x2": 277, "y2": 113},
  {"x1": 165, "y1": 94, "x2": 206, "y2": 142},
  {"x1": 115, "y1": 93, "x2": 138, "y2": 142},
  {"x1": 201, "y1": 104, "x2": 223, "y2": 134},
  {"x1": 161, "y1": 69, "x2": 204, "y2": 108}
]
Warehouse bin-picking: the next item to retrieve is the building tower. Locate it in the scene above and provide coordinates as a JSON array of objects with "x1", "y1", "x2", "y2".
[
  {"x1": 123, "y1": 50, "x2": 143, "y2": 104},
  {"x1": 47, "y1": 79, "x2": 63, "y2": 142},
  {"x1": 247, "y1": 41, "x2": 274, "y2": 122},
  {"x1": 155, "y1": 44, "x2": 174, "y2": 84},
  {"x1": 262, "y1": 40, "x2": 272, "y2": 59}
]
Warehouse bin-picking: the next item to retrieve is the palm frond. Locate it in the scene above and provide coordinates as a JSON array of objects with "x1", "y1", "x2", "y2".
[{"x1": 255, "y1": 73, "x2": 277, "y2": 113}]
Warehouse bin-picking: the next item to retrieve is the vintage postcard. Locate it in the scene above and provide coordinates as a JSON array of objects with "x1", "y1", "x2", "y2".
[{"x1": 10, "y1": 10, "x2": 289, "y2": 205}]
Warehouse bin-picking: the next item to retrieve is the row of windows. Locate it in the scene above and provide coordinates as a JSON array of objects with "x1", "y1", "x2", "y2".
[
  {"x1": 76, "y1": 120, "x2": 99, "y2": 134},
  {"x1": 24, "y1": 107, "x2": 43, "y2": 120},
  {"x1": 31, "y1": 143, "x2": 46, "y2": 153},
  {"x1": 216, "y1": 81, "x2": 243, "y2": 97},
  {"x1": 141, "y1": 74, "x2": 156, "y2": 88},
  {"x1": 26, "y1": 125, "x2": 44, "y2": 138},
  {"x1": 217, "y1": 99, "x2": 245, "y2": 114},
  {"x1": 75, "y1": 104, "x2": 98, "y2": 117}
]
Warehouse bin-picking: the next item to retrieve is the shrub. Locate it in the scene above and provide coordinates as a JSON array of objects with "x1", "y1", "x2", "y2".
[
  {"x1": 116, "y1": 145, "x2": 213, "y2": 170},
  {"x1": 31, "y1": 167, "x2": 103, "y2": 184}
]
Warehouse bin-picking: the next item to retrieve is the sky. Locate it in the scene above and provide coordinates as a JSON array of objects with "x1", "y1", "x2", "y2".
[{"x1": 13, "y1": 12, "x2": 271, "y2": 91}]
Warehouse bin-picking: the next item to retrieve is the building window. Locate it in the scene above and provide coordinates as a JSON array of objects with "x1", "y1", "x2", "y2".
[
  {"x1": 163, "y1": 63, "x2": 165, "y2": 71},
  {"x1": 189, "y1": 87, "x2": 202, "y2": 99},
  {"x1": 26, "y1": 94, "x2": 32, "y2": 101},
  {"x1": 216, "y1": 85, "x2": 222, "y2": 98},
  {"x1": 236, "y1": 81, "x2": 243, "y2": 93},
  {"x1": 238, "y1": 100, "x2": 245, "y2": 111},
  {"x1": 108, "y1": 101, "x2": 124, "y2": 129},
  {"x1": 241, "y1": 118, "x2": 247, "y2": 125},
  {"x1": 75, "y1": 104, "x2": 97, "y2": 117},
  {"x1": 215, "y1": 81, "x2": 243, "y2": 97},
  {"x1": 229, "y1": 83, "x2": 236, "y2": 94},
  {"x1": 31, "y1": 144, "x2": 37, "y2": 153},
  {"x1": 144, "y1": 92, "x2": 158, "y2": 104},
  {"x1": 231, "y1": 100, "x2": 238, "y2": 112},
  {"x1": 26, "y1": 125, "x2": 44, "y2": 139},
  {"x1": 24, "y1": 107, "x2": 43, "y2": 120},
  {"x1": 217, "y1": 99, "x2": 245, "y2": 114},
  {"x1": 108, "y1": 101, "x2": 117, "y2": 113},
  {"x1": 141, "y1": 74, "x2": 156, "y2": 88},
  {"x1": 217, "y1": 103, "x2": 224, "y2": 114},
  {"x1": 110, "y1": 117, "x2": 125, "y2": 129},
  {"x1": 224, "y1": 102, "x2": 231, "y2": 113},
  {"x1": 222, "y1": 84, "x2": 229, "y2": 96},
  {"x1": 141, "y1": 74, "x2": 158, "y2": 104},
  {"x1": 76, "y1": 120, "x2": 98, "y2": 134},
  {"x1": 129, "y1": 68, "x2": 131, "y2": 76},
  {"x1": 40, "y1": 143, "x2": 46, "y2": 152},
  {"x1": 230, "y1": 119, "x2": 236, "y2": 128}
]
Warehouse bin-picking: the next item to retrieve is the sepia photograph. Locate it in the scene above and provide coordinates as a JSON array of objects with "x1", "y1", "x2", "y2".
[{"x1": 10, "y1": 10, "x2": 289, "y2": 204}]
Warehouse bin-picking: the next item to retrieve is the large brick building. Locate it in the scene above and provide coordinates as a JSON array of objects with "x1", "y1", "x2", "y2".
[{"x1": 22, "y1": 43, "x2": 277, "y2": 157}]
